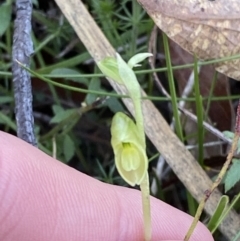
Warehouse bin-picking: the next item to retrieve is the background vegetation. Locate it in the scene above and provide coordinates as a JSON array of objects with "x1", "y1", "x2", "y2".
[{"x1": 1, "y1": 1, "x2": 240, "y2": 240}]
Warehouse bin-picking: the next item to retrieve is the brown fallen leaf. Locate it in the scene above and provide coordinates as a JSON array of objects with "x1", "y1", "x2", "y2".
[{"x1": 137, "y1": 0, "x2": 240, "y2": 80}]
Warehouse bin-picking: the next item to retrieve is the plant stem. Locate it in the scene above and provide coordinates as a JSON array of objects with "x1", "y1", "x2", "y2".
[
  {"x1": 193, "y1": 57, "x2": 204, "y2": 166},
  {"x1": 133, "y1": 97, "x2": 145, "y2": 147},
  {"x1": 140, "y1": 173, "x2": 151, "y2": 241},
  {"x1": 162, "y1": 33, "x2": 184, "y2": 141},
  {"x1": 184, "y1": 99, "x2": 240, "y2": 241},
  {"x1": 16, "y1": 61, "x2": 129, "y2": 98}
]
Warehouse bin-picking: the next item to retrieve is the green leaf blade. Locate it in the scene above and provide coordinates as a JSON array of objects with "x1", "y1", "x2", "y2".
[
  {"x1": 50, "y1": 109, "x2": 76, "y2": 124},
  {"x1": 224, "y1": 159, "x2": 240, "y2": 192},
  {"x1": 207, "y1": 195, "x2": 229, "y2": 233},
  {"x1": 50, "y1": 68, "x2": 88, "y2": 85},
  {"x1": 0, "y1": 2, "x2": 12, "y2": 36},
  {"x1": 63, "y1": 135, "x2": 75, "y2": 162}
]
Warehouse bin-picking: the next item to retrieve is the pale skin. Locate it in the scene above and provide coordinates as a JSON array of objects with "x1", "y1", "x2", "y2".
[{"x1": 0, "y1": 131, "x2": 214, "y2": 241}]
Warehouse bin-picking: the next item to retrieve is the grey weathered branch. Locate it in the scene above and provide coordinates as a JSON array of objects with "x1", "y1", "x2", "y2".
[{"x1": 12, "y1": 0, "x2": 37, "y2": 146}]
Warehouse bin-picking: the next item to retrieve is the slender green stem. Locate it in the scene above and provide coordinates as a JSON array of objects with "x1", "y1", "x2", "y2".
[
  {"x1": 2, "y1": 68, "x2": 239, "y2": 103},
  {"x1": 184, "y1": 133, "x2": 239, "y2": 241},
  {"x1": 195, "y1": 96, "x2": 204, "y2": 166},
  {"x1": 16, "y1": 61, "x2": 129, "y2": 98},
  {"x1": 37, "y1": 52, "x2": 90, "y2": 74},
  {"x1": 140, "y1": 173, "x2": 151, "y2": 241},
  {"x1": 133, "y1": 97, "x2": 145, "y2": 147},
  {"x1": 34, "y1": 30, "x2": 60, "y2": 54},
  {"x1": 193, "y1": 57, "x2": 204, "y2": 166},
  {"x1": 148, "y1": 152, "x2": 160, "y2": 162},
  {"x1": 128, "y1": 75, "x2": 150, "y2": 241},
  {"x1": 136, "y1": 53, "x2": 240, "y2": 74},
  {"x1": 186, "y1": 191, "x2": 197, "y2": 216},
  {"x1": 162, "y1": 33, "x2": 183, "y2": 140},
  {"x1": 32, "y1": 34, "x2": 61, "y2": 106},
  {"x1": 204, "y1": 71, "x2": 218, "y2": 120}
]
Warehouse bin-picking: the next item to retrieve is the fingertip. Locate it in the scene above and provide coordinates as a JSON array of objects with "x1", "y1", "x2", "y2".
[
  {"x1": 0, "y1": 132, "x2": 127, "y2": 240},
  {"x1": 0, "y1": 132, "x2": 214, "y2": 241},
  {"x1": 114, "y1": 186, "x2": 213, "y2": 241}
]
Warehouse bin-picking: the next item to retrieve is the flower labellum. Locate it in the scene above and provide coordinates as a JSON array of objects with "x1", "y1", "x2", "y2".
[{"x1": 111, "y1": 112, "x2": 148, "y2": 186}]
